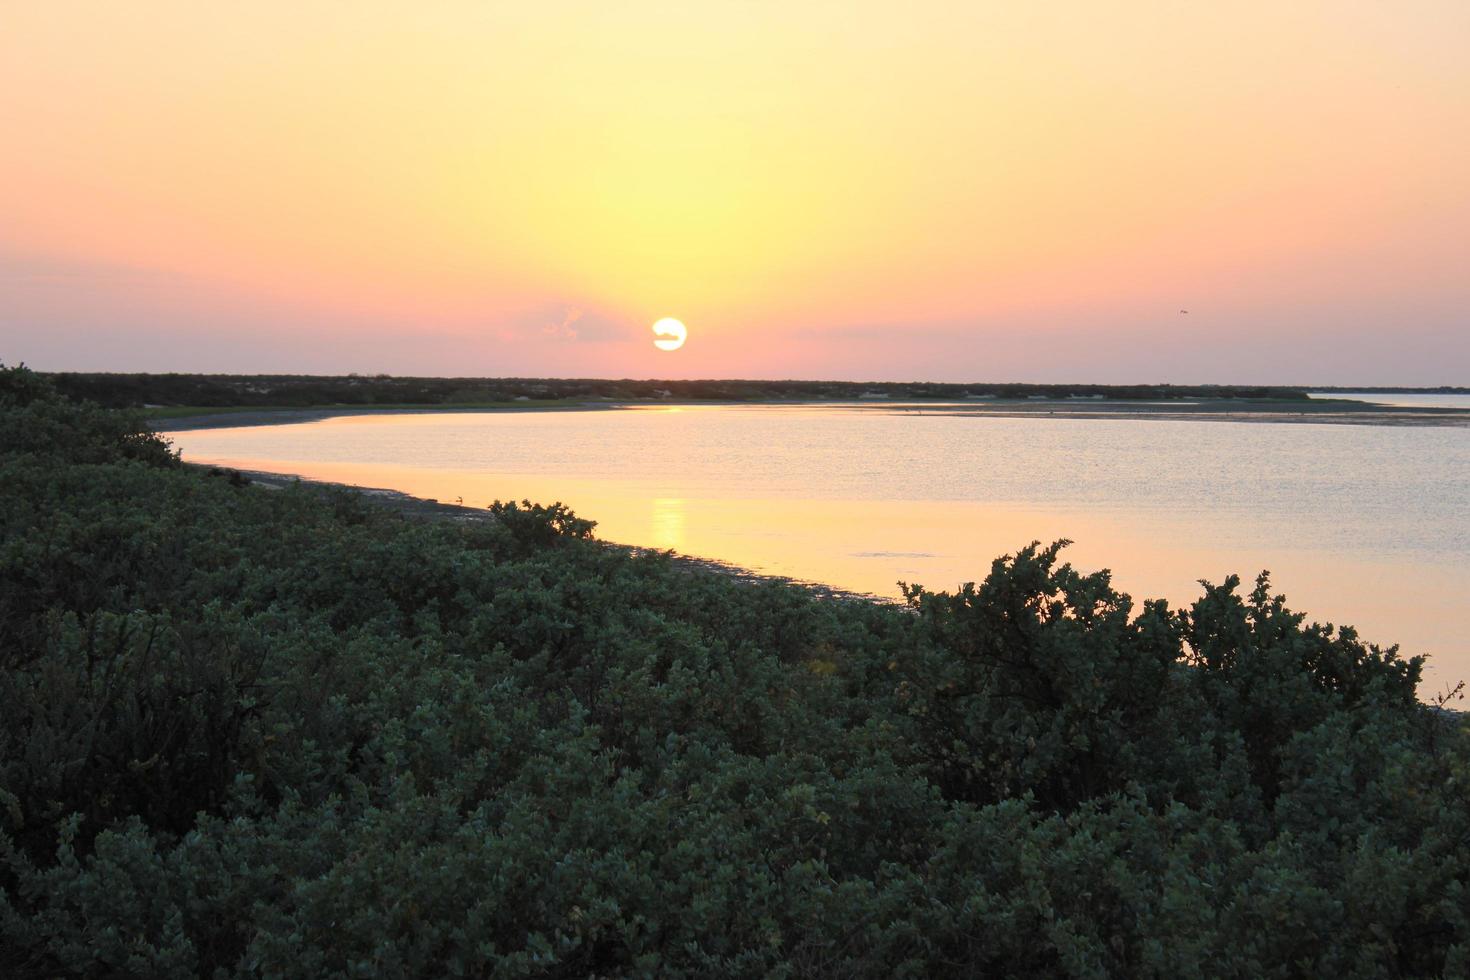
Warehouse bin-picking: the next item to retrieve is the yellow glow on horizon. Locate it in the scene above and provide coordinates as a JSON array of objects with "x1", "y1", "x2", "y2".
[{"x1": 2, "y1": 1, "x2": 1468, "y2": 377}]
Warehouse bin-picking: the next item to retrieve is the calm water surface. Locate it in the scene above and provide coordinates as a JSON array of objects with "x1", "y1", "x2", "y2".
[
  {"x1": 171, "y1": 405, "x2": 1470, "y2": 690},
  {"x1": 1312, "y1": 392, "x2": 1470, "y2": 410}
]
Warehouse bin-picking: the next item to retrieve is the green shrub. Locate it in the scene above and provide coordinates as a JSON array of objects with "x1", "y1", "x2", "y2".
[{"x1": 1, "y1": 364, "x2": 1465, "y2": 977}]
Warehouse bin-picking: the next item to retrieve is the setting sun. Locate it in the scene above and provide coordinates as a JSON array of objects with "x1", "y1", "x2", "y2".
[{"x1": 652, "y1": 317, "x2": 687, "y2": 352}]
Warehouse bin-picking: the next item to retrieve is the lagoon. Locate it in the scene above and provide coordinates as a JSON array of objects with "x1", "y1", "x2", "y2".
[{"x1": 168, "y1": 403, "x2": 1470, "y2": 691}]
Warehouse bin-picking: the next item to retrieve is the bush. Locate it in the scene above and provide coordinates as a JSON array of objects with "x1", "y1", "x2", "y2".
[{"x1": 1, "y1": 365, "x2": 1465, "y2": 977}]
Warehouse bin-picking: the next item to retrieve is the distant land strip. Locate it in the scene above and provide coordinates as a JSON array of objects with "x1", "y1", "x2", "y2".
[{"x1": 39, "y1": 371, "x2": 1468, "y2": 411}]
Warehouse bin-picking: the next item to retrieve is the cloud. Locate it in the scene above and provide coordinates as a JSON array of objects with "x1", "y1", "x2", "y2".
[
  {"x1": 501, "y1": 303, "x2": 638, "y2": 344},
  {"x1": 543, "y1": 307, "x2": 583, "y2": 341}
]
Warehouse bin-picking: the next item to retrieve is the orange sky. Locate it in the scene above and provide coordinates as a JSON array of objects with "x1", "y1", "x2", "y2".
[{"x1": 2, "y1": 2, "x2": 1467, "y2": 381}]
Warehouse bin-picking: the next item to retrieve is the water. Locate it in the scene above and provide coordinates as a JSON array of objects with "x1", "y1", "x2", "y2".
[
  {"x1": 1312, "y1": 392, "x2": 1470, "y2": 410},
  {"x1": 169, "y1": 405, "x2": 1470, "y2": 691}
]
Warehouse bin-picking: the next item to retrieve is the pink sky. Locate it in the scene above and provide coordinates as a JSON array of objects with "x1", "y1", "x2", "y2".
[{"x1": 2, "y1": 2, "x2": 1467, "y2": 382}]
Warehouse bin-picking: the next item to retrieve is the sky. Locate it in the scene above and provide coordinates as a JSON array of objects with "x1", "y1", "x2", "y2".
[{"x1": 2, "y1": 1, "x2": 1467, "y2": 383}]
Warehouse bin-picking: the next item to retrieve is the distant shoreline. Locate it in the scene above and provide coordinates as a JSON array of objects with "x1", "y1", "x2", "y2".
[{"x1": 151, "y1": 397, "x2": 1470, "y2": 432}]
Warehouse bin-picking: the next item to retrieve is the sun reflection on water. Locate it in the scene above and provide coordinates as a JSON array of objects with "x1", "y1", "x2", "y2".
[{"x1": 649, "y1": 497, "x2": 687, "y2": 552}]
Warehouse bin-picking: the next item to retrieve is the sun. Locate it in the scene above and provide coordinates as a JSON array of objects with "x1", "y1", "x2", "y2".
[{"x1": 652, "y1": 317, "x2": 687, "y2": 351}]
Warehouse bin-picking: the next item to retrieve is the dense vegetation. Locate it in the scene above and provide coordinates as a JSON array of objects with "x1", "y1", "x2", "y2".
[
  {"x1": 43, "y1": 372, "x2": 1312, "y2": 410},
  {"x1": 3, "y1": 364, "x2": 1467, "y2": 977}
]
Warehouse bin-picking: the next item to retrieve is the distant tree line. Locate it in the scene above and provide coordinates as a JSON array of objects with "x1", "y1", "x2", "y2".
[
  {"x1": 39, "y1": 372, "x2": 1314, "y2": 409},
  {"x1": 2, "y1": 364, "x2": 1466, "y2": 977}
]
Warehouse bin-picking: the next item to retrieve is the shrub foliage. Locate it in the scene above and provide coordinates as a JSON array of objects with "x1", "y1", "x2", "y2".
[{"x1": 1, "y1": 364, "x2": 1466, "y2": 977}]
